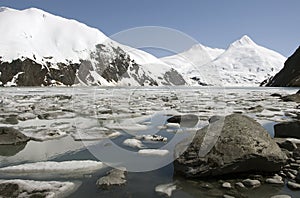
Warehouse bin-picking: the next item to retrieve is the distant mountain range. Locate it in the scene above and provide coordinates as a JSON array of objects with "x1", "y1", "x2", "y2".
[
  {"x1": 0, "y1": 7, "x2": 287, "y2": 87},
  {"x1": 161, "y1": 35, "x2": 286, "y2": 86}
]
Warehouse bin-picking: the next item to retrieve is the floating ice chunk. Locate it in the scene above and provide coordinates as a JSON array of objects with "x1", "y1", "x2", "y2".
[
  {"x1": 138, "y1": 149, "x2": 169, "y2": 156},
  {"x1": 166, "y1": 123, "x2": 180, "y2": 129},
  {"x1": 136, "y1": 134, "x2": 167, "y2": 142},
  {"x1": 155, "y1": 182, "x2": 176, "y2": 197},
  {"x1": 0, "y1": 179, "x2": 79, "y2": 198},
  {"x1": 123, "y1": 139, "x2": 143, "y2": 148},
  {"x1": 0, "y1": 160, "x2": 105, "y2": 178}
]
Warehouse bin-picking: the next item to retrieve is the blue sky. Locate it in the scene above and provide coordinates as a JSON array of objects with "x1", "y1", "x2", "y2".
[{"x1": 0, "y1": 0, "x2": 299, "y2": 57}]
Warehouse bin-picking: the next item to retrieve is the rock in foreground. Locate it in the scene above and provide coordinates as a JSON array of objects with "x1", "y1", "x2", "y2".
[
  {"x1": 274, "y1": 121, "x2": 300, "y2": 139},
  {"x1": 96, "y1": 168, "x2": 127, "y2": 189},
  {"x1": 0, "y1": 127, "x2": 30, "y2": 145},
  {"x1": 175, "y1": 114, "x2": 287, "y2": 178}
]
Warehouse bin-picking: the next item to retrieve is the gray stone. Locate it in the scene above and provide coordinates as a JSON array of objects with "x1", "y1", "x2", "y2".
[
  {"x1": 242, "y1": 179, "x2": 261, "y2": 188},
  {"x1": 174, "y1": 114, "x2": 287, "y2": 177},
  {"x1": 296, "y1": 171, "x2": 300, "y2": 183},
  {"x1": 96, "y1": 168, "x2": 126, "y2": 188},
  {"x1": 235, "y1": 182, "x2": 246, "y2": 189},
  {"x1": 275, "y1": 139, "x2": 297, "y2": 151},
  {"x1": 0, "y1": 127, "x2": 30, "y2": 145},
  {"x1": 287, "y1": 181, "x2": 300, "y2": 190},
  {"x1": 223, "y1": 195, "x2": 235, "y2": 198},
  {"x1": 265, "y1": 178, "x2": 284, "y2": 185}
]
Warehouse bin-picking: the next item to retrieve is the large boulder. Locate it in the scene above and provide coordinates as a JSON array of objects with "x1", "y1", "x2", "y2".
[
  {"x1": 174, "y1": 114, "x2": 287, "y2": 178},
  {"x1": 266, "y1": 46, "x2": 300, "y2": 87},
  {"x1": 0, "y1": 127, "x2": 30, "y2": 145}
]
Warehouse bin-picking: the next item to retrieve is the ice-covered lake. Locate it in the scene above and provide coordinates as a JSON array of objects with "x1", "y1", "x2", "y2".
[{"x1": 0, "y1": 87, "x2": 299, "y2": 198}]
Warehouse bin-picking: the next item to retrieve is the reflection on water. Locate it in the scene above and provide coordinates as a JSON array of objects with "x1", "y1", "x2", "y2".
[
  {"x1": 0, "y1": 136, "x2": 91, "y2": 167},
  {"x1": 0, "y1": 87, "x2": 299, "y2": 198}
]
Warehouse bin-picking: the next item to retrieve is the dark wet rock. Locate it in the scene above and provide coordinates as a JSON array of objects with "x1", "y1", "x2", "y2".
[
  {"x1": 270, "y1": 93, "x2": 282, "y2": 97},
  {"x1": 0, "y1": 183, "x2": 20, "y2": 197},
  {"x1": 287, "y1": 181, "x2": 300, "y2": 190},
  {"x1": 3, "y1": 115, "x2": 18, "y2": 125},
  {"x1": 274, "y1": 121, "x2": 300, "y2": 139},
  {"x1": 96, "y1": 168, "x2": 126, "y2": 189},
  {"x1": 242, "y1": 179, "x2": 261, "y2": 188},
  {"x1": 174, "y1": 114, "x2": 287, "y2": 178},
  {"x1": 293, "y1": 148, "x2": 300, "y2": 160},
  {"x1": 296, "y1": 171, "x2": 300, "y2": 183},
  {"x1": 275, "y1": 138, "x2": 298, "y2": 151},
  {"x1": 266, "y1": 46, "x2": 300, "y2": 87},
  {"x1": 281, "y1": 93, "x2": 300, "y2": 103},
  {"x1": 0, "y1": 127, "x2": 30, "y2": 145},
  {"x1": 0, "y1": 144, "x2": 27, "y2": 156},
  {"x1": 167, "y1": 114, "x2": 198, "y2": 127}
]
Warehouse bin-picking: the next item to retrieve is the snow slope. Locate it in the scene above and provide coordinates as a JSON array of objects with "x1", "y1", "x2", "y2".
[
  {"x1": 161, "y1": 35, "x2": 286, "y2": 86},
  {"x1": 161, "y1": 44, "x2": 224, "y2": 75},
  {"x1": 0, "y1": 7, "x2": 185, "y2": 86}
]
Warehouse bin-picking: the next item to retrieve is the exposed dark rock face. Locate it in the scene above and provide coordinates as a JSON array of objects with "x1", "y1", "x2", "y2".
[
  {"x1": 0, "y1": 44, "x2": 185, "y2": 86},
  {"x1": 266, "y1": 47, "x2": 300, "y2": 87},
  {"x1": 0, "y1": 127, "x2": 30, "y2": 145},
  {"x1": 274, "y1": 121, "x2": 300, "y2": 139},
  {"x1": 174, "y1": 114, "x2": 286, "y2": 178},
  {"x1": 0, "y1": 58, "x2": 47, "y2": 86},
  {"x1": 164, "y1": 68, "x2": 186, "y2": 86}
]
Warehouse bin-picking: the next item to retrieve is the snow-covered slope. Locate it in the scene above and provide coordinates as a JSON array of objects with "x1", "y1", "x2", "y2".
[
  {"x1": 161, "y1": 35, "x2": 286, "y2": 86},
  {"x1": 161, "y1": 44, "x2": 224, "y2": 74},
  {"x1": 0, "y1": 7, "x2": 185, "y2": 86}
]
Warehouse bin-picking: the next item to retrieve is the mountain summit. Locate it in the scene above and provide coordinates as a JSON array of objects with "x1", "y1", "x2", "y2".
[
  {"x1": 161, "y1": 35, "x2": 286, "y2": 86},
  {"x1": 0, "y1": 7, "x2": 185, "y2": 86}
]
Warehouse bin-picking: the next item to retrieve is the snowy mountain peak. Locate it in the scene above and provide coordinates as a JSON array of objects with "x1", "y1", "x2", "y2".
[
  {"x1": 0, "y1": 7, "x2": 186, "y2": 87},
  {"x1": 230, "y1": 35, "x2": 256, "y2": 48},
  {"x1": 0, "y1": 6, "x2": 13, "y2": 12}
]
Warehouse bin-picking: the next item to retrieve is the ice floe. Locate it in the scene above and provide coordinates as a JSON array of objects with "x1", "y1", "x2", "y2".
[{"x1": 0, "y1": 160, "x2": 105, "y2": 178}]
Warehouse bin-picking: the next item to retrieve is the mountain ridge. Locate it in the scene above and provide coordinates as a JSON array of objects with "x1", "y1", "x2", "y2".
[
  {"x1": 0, "y1": 7, "x2": 186, "y2": 86},
  {"x1": 161, "y1": 35, "x2": 286, "y2": 86}
]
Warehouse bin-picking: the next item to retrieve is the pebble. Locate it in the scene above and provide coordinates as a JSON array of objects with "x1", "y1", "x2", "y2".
[
  {"x1": 287, "y1": 181, "x2": 300, "y2": 190},
  {"x1": 270, "y1": 195, "x2": 292, "y2": 198},
  {"x1": 235, "y1": 182, "x2": 246, "y2": 189},
  {"x1": 265, "y1": 178, "x2": 284, "y2": 185},
  {"x1": 242, "y1": 179, "x2": 261, "y2": 188},
  {"x1": 223, "y1": 195, "x2": 235, "y2": 198},
  {"x1": 222, "y1": 182, "x2": 232, "y2": 189}
]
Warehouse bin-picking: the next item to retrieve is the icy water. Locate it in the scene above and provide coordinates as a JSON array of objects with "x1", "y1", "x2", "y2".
[{"x1": 0, "y1": 87, "x2": 299, "y2": 198}]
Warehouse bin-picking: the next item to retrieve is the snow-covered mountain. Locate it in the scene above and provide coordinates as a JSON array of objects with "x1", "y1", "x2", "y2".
[
  {"x1": 161, "y1": 44, "x2": 224, "y2": 77},
  {"x1": 161, "y1": 35, "x2": 286, "y2": 86},
  {"x1": 0, "y1": 7, "x2": 185, "y2": 86}
]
